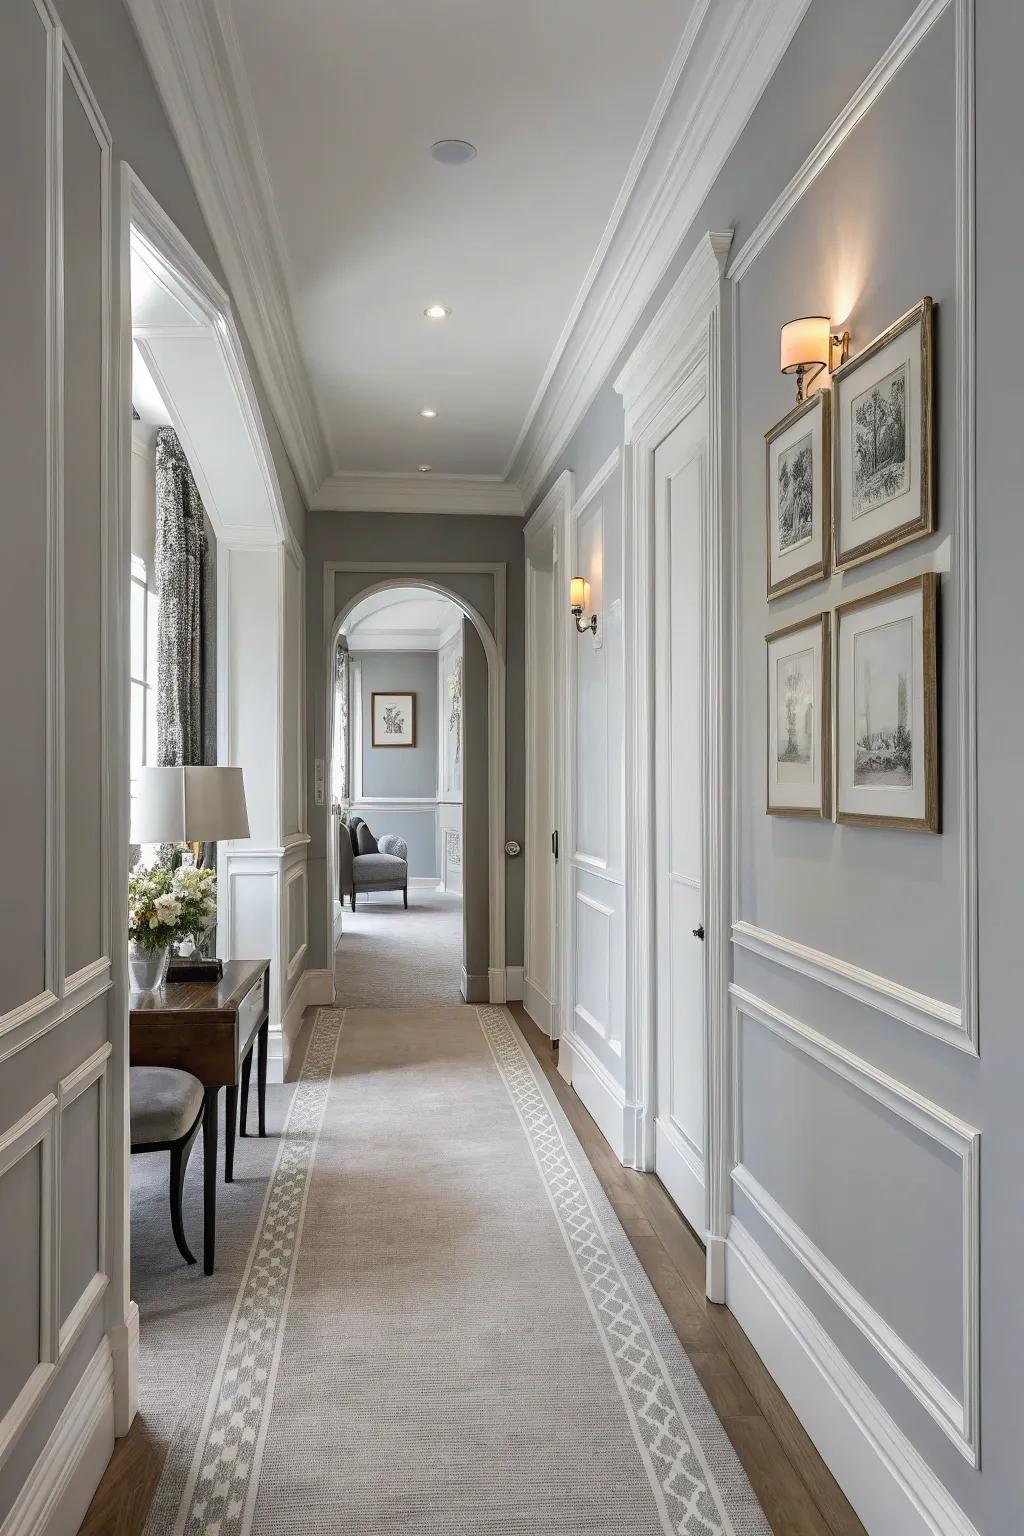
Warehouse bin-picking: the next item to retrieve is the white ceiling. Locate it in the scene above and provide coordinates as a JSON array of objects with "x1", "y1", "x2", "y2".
[
  {"x1": 344, "y1": 587, "x2": 462, "y2": 651},
  {"x1": 226, "y1": 0, "x2": 694, "y2": 479}
]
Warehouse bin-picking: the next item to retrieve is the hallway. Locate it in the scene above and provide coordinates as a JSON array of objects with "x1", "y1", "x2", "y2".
[
  {"x1": 83, "y1": 1006, "x2": 864, "y2": 1536},
  {"x1": 335, "y1": 887, "x2": 464, "y2": 1006}
]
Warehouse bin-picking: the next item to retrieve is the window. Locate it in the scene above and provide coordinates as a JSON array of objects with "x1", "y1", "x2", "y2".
[{"x1": 130, "y1": 555, "x2": 159, "y2": 774}]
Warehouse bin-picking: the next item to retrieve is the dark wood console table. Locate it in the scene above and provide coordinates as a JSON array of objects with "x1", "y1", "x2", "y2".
[{"x1": 129, "y1": 959, "x2": 270, "y2": 1274}]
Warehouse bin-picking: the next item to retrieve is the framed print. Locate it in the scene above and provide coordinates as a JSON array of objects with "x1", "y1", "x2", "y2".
[
  {"x1": 371, "y1": 691, "x2": 416, "y2": 747},
  {"x1": 765, "y1": 390, "x2": 831, "y2": 599},
  {"x1": 766, "y1": 612, "x2": 831, "y2": 818},
  {"x1": 835, "y1": 573, "x2": 938, "y2": 831},
  {"x1": 833, "y1": 297, "x2": 934, "y2": 571}
]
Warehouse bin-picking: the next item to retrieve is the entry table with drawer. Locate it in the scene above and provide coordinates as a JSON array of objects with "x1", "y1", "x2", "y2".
[{"x1": 129, "y1": 959, "x2": 270, "y2": 1273}]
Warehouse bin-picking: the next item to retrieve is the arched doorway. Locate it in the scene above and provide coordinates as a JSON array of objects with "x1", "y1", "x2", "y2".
[{"x1": 324, "y1": 573, "x2": 506, "y2": 1002}]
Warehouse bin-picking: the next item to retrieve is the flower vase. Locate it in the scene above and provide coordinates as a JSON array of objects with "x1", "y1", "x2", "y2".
[{"x1": 128, "y1": 942, "x2": 170, "y2": 994}]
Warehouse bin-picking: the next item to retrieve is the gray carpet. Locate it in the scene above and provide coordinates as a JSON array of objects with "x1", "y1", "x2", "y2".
[
  {"x1": 139, "y1": 1006, "x2": 771, "y2": 1536},
  {"x1": 335, "y1": 885, "x2": 464, "y2": 1006}
]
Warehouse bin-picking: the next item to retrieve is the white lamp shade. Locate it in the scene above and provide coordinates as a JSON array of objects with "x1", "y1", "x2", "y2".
[
  {"x1": 130, "y1": 766, "x2": 250, "y2": 844},
  {"x1": 780, "y1": 315, "x2": 830, "y2": 374}
]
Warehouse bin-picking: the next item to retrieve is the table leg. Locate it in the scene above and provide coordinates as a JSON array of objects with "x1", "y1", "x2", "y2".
[
  {"x1": 257, "y1": 1020, "x2": 268, "y2": 1137},
  {"x1": 240, "y1": 1048, "x2": 252, "y2": 1136},
  {"x1": 225, "y1": 1084, "x2": 237, "y2": 1183},
  {"x1": 202, "y1": 1088, "x2": 218, "y2": 1275}
]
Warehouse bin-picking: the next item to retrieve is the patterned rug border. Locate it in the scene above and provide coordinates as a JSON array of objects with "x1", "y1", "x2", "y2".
[
  {"x1": 146, "y1": 1006, "x2": 346, "y2": 1536},
  {"x1": 477, "y1": 1006, "x2": 771, "y2": 1536}
]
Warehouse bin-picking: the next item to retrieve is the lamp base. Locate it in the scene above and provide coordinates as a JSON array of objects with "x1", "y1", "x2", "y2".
[{"x1": 165, "y1": 956, "x2": 224, "y2": 983}]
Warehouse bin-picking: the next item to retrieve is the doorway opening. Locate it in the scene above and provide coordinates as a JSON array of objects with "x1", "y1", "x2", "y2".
[{"x1": 332, "y1": 587, "x2": 467, "y2": 1005}]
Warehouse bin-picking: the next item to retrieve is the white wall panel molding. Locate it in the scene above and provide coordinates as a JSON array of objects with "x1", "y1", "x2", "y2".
[
  {"x1": 731, "y1": 921, "x2": 970, "y2": 1053},
  {"x1": 510, "y1": 0, "x2": 810, "y2": 505},
  {"x1": 556, "y1": 1029, "x2": 630, "y2": 1164},
  {"x1": 727, "y1": 0, "x2": 978, "y2": 1052},
  {"x1": 726, "y1": 1223, "x2": 981, "y2": 1536},
  {"x1": 314, "y1": 472, "x2": 524, "y2": 517},
  {"x1": 55, "y1": 1044, "x2": 111, "y2": 1360},
  {"x1": 615, "y1": 235, "x2": 733, "y2": 1301},
  {"x1": 0, "y1": 1095, "x2": 59, "y2": 1471},
  {"x1": 124, "y1": 0, "x2": 330, "y2": 503},
  {"x1": 731, "y1": 985, "x2": 980, "y2": 1464},
  {"x1": 0, "y1": 1337, "x2": 115, "y2": 1536}
]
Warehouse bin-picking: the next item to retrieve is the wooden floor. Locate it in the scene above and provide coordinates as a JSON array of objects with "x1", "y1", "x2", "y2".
[{"x1": 80, "y1": 1005, "x2": 866, "y2": 1536}]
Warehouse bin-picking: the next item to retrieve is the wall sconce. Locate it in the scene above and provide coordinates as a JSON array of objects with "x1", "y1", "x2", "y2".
[
  {"x1": 780, "y1": 315, "x2": 850, "y2": 402},
  {"x1": 570, "y1": 576, "x2": 598, "y2": 636}
]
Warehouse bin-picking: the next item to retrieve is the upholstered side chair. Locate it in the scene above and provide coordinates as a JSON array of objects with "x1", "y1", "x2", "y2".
[{"x1": 339, "y1": 814, "x2": 409, "y2": 909}]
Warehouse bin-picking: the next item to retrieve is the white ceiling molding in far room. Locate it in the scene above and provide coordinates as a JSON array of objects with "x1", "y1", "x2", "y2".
[
  {"x1": 343, "y1": 588, "x2": 465, "y2": 652},
  {"x1": 312, "y1": 473, "x2": 524, "y2": 518},
  {"x1": 126, "y1": 0, "x2": 810, "y2": 516}
]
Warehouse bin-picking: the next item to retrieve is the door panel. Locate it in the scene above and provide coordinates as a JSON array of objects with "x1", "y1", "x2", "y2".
[{"x1": 654, "y1": 408, "x2": 707, "y2": 1235}]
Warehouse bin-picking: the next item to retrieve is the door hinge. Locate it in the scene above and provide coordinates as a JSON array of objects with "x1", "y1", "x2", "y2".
[{"x1": 552, "y1": 829, "x2": 559, "y2": 861}]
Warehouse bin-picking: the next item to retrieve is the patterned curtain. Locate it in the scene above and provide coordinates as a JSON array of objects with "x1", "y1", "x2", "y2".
[
  {"x1": 332, "y1": 642, "x2": 350, "y2": 805},
  {"x1": 155, "y1": 427, "x2": 209, "y2": 768}
]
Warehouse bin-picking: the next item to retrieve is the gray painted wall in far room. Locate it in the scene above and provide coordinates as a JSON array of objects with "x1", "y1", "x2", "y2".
[{"x1": 358, "y1": 652, "x2": 438, "y2": 799}]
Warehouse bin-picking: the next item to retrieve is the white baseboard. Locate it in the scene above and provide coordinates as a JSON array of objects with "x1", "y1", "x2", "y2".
[
  {"x1": 654, "y1": 1117, "x2": 705, "y2": 1238},
  {"x1": 109, "y1": 1302, "x2": 138, "y2": 1438},
  {"x1": 705, "y1": 1236, "x2": 726, "y2": 1303},
  {"x1": 462, "y1": 968, "x2": 489, "y2": 1003},
  {"x1": 409, "y1": 876, "x2": 440, "y2": 888},
  {"x1": 275, "y1": 969, "x2": 336, "y2": 1080},
  {"x1": 504, "y1": 966, "x2": 524, "y2": 1001},
  {"x1": 522, "y1": 977, "x2": 552, "y2": 1034},
  {"x1": 1, "y1": 1340, "x2": 114, "y2": 1536},
  {"x1": 725, "y1": 1222, "x2": 979, "y2": 1536},
  {"x1": 487, "y1": 967, "x2": 506, "y2": 1005},
  {"x1": 558, "y1": 1030, "x2": 626, "y2": 1161}
]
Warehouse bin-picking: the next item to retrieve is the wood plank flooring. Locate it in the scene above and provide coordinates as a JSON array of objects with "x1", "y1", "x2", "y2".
[{"x1": 80, "y1": 1004, "x2": 866, "y2": 1536}]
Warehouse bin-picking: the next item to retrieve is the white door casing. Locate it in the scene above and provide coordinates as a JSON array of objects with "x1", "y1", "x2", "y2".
[
  {"x1": 653, "y1": 405, "x2": 709, "y2": 1237},
  {"x1": 615, "y1": 231, "x2": 733, "y2": 1299}
]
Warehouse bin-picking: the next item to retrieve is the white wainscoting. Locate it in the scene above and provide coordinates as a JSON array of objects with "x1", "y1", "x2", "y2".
[{"x1": 731, "y1": 986, "x2": 980, "y2": 1466}]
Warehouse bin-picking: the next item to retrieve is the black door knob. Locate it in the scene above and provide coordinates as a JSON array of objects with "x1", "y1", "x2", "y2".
[{"x1": 692, "y1": 925, "x2": 705, "y2": 941}]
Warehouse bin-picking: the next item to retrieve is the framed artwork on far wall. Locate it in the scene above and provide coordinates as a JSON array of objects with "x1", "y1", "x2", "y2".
[
  {"x1": 834, "y1": 573, "x2": 938, "y2": 832},
  {"x1": 765, "y1": 389, "x2": 831, "y2": 599},
  {"x1": 371, "y1": 691, "x2": 416, "y2": 748},
  {"x1": 766, "y1": 611, "x2": 831, "y2": 818},
  {"x1": 832, "y1": 296, "x2": 934, "y2": 571}
]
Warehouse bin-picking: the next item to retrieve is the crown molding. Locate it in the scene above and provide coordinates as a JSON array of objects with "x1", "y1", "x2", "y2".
[
  {"x1": 312, "y1": 472, "x2": 525, "y2": 517},
  {"x1": 509, "y1": 0, "x2": 811, "y2": 509},
  {"x1": 125, "y1": 0, "x2": 331, "y2": 505}
]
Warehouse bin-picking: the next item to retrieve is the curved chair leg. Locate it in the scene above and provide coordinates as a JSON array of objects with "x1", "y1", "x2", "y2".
[
  {"x1": 350, "y1": 890, "x2": 357, "y2": 911},
  {"x1": 169, "y1": 1117, "x2": 201, "y2": 1266}
]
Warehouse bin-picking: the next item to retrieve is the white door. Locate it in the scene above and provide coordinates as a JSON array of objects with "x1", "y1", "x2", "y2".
[{"x1": 653, "y1": 404, "x2": 708, "y2": 1236}]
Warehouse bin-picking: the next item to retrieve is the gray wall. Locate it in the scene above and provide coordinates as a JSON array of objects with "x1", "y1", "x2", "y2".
[
  {"x1": 306, "y1": 512, "x2": 525, "y2": 976},
  {"x1": 529, "y1": 0, "x2": 1023, "y2": 1526},
  {"x1": 358, "y1": 652, "x2": 438, "y2": 798}
]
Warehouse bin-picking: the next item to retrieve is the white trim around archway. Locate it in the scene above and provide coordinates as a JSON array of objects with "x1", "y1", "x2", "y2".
[{"x1": 323, "y1": 562, "x2": 507, "y2": 1003}]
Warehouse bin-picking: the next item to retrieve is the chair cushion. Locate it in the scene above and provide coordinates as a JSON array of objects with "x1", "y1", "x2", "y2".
[
  {"x1": 353, "y1": 852, "x2": 407, "y2": 886},
  {"x1": 343, "y1": 814, "x2": 363, "y2": 857},
  {"x1": 130, "y1": 1066, "x2": 204, "y2": 1146},
  {"x1": 355, "y1": 820, "x2": 379, "y2": 855}
]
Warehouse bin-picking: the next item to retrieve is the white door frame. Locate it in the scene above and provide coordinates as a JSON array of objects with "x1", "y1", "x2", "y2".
[
  {"x1": 523, "y1": 471, "x2": 574, "y2": 1037},
  {"x1": 615, "y1": 231, "x2": 734, "y2": 1299},
  {"x1": 323, "y1": 562, "x2": 507, "y2": 1002}
]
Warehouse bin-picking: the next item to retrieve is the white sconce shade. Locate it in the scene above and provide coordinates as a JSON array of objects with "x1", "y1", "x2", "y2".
[
  {"x1": 570, "y1": 576, "x2": 598, "y2": 636},
  {"x1": 130, "y1": 765, "x2": 250, "y2": 845},
  {"x1": 780, "y1": 315, "x2": 830, "y2": 375},
  {"x1": 569, "y1": 576, "x2": 587, "y2": 611}
]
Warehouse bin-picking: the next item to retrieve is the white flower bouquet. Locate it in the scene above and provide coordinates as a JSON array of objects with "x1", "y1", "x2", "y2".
[{"x1": 128, "y1": 863, "x2": 217, "y2": 955}]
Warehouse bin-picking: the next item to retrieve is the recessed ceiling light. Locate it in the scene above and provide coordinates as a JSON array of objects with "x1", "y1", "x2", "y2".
[
  {"x1": 418, "y1": 464, "x2": 432, "y2": 473},
  {"x1": 423, "y1": 304, "x2": 451, "y2": 320},
  {"x1": 430, "y1": 139, "x2": 477, "y2": 166},
  {"x1": 418, "y1": 407, "x2": 438, "y2": 419}
]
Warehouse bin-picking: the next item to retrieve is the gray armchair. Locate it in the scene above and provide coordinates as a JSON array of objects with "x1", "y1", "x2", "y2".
[{"x1": 339, "y1": 814, "x2": 409, "y2": 909}]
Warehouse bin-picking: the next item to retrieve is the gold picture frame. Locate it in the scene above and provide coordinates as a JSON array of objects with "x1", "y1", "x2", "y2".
[
  {"x1": 834, "y1": 573, "x2": 938, "y2": 832},
  {"x1": 765, "y1": 611, "x2": 831, "y2": 819},
  {"x1": 765, "y1": 390, "x2": 831, "y2": 599},
  {"x1": 832, "y1": 297, "x2": 934, "y2": 572}
]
